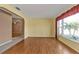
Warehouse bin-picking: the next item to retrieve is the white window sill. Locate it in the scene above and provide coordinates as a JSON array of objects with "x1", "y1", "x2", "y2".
[{"x1": 59, "y1": 34, "x2": 79, "y2": 43}]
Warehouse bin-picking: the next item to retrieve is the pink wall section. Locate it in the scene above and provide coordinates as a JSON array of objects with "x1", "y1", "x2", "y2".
[{"x1": 0, "y1": 10, "x2": 12, "y2": 43}]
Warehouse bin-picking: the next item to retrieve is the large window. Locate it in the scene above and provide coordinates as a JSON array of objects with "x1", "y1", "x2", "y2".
[{"x1": 57, "y1": 13, "x2": 79, "y2": 42}]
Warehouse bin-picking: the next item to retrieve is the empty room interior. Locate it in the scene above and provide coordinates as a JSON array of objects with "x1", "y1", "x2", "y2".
[{"x1": 0, "y1": 4, "x2": 79, "y2": 54}]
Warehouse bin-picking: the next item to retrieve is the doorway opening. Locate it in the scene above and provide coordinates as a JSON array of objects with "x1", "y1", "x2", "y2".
[{"x1": 12, "y1": 18, "x2": 24, "y2": 38}]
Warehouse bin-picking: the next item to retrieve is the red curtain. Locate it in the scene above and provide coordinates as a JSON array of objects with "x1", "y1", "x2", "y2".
[
  {"x1": 56, "y1": 5, "x2": 79, "y2": 21},
  {"x1": 55, "y1": 5, "x2": 79, "y2": 38}
]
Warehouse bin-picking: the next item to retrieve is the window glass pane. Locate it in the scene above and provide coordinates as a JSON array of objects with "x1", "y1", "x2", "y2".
[
  {"x1": 63, "y1": 13, "x2": 79, "y2": 40},
  {"x1": 58, "y1": 13, "x2": 79, "y2": 42}
]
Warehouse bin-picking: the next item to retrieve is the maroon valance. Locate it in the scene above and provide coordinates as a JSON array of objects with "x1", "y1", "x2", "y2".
[{"x1": 56, "y1": 5, "x2": 79, "y2": 21}]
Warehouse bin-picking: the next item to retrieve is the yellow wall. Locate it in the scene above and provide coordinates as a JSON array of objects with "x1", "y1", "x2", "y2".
[
  {"x1": 51, "y1": 18, "x2": 56, "y2": 37},
  {"x1": 28, "y1": 18, "x2": 55, "y2": 37},
  {"x1": 0, "y1": 4, "x2": 29, "y2": 38},
  {"x1": 0, "y1": 4, "x2": 56, "y2": 38}
]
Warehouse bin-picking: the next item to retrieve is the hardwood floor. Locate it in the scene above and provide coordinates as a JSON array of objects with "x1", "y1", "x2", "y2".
[{"x1": 3, "y1": 37, "x2": 78, "y2": 54}]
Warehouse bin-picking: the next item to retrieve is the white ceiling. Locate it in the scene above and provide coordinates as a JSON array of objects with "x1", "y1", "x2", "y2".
[{"x1": 13, "y1": 4, "x2": 76, "y2": 18}]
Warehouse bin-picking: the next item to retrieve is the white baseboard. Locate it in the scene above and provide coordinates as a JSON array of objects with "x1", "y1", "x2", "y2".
[
  {"x1": 28, "y1": 36, "x2": 55, "y2": 37},
  {"x1": 0, "y1": 40, "x2": 12, "y2": 47},
  {"x1": 0, "y1": 37, "x2": 24, "y2": 53}
]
